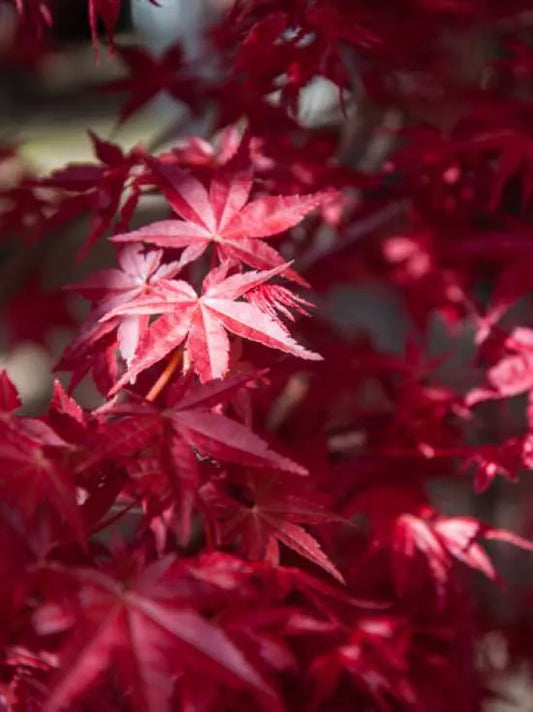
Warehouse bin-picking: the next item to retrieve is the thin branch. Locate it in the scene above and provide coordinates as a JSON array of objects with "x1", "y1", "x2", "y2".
[{"x1": 297, "y1": 199, "x2": 409, "y2": 272}]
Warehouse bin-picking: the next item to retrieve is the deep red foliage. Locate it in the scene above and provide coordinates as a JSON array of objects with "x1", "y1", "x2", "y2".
[{"x1": 2, "y1": 1, "x2": 533, "y2": 710}]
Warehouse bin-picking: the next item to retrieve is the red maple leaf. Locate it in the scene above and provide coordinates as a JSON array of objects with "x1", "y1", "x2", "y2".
[
  {"x1": 102, "y1": 261, "x2": 321, "y2": 389},
  {"x1": 86, "y1": 374, "x2": 308, "y2": 477},
  {"x1": 81, "y1": 375, "x2": 307, "y2": 542},
  {"x1": 35, "y1": 132, "x2": 143, "y2": 255},
  {"x1": 102, "y1": 42, "x2": 201, "y2": 124},
  {"x1": 203, "y1": 470, "x2": 344, "y2": 582},
  {"x1": 37, "y1": 556, "x2": 281, "y2": 712},
  {"x1": 309, "y1": 614, "x2": 416, "y2": 711},
  {"x1": 54, "y1": 317, "x2": 120, "y2": 396},
  {"x1": 56, "y1": 244, "x2": 180, "y2": 392},
  {"x1": 357, "y1": 486, "x2": 533, "y2": 604},
  {"x1": 112, "y1": 157, "x2": 323, "y2": 281},
  {"x1": 467, "y1": 326, "x2": 533, "y2": 406},
  {"x1": 0, "y1": 374, "x2": 83, "y2": 542},
  {"x1": 462, "y1": 439, "x2": 523, "y2": 493},
  {"x1": 72, "y1": 243, "x2": 180, "y2": 365}
]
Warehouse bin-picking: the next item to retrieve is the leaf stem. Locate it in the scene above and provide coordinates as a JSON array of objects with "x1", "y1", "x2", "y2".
[{"x1": 146, "y1": 349, "x2": 183, "y2": 402}]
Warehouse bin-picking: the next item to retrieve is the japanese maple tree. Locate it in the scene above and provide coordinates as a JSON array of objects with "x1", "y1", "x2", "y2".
[{"x1": 1, "y1": 1, "x2": 533, "y2": 710}]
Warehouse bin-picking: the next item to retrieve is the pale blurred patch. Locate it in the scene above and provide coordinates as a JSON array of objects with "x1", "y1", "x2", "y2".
[{"x1": 0, "y1": 343, "x2": 53, "y2": 404}]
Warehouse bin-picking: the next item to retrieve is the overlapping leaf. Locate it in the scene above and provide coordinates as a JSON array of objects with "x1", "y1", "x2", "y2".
[
  {"x1": 82, "y1": 375, "x2": 307, "y2": 541},
  {"x1": 204, "y1": 471, "x2": 344, "y2": 582},
  {"x1": 358, "y1": 486, "x2": 533, "y2": 604},
  {"x1": 38, "y1": 558, "x2": 281, "y2": 712},
  {"x1": 102, "y1": 42, "x2": 201, "y2": 124},
  {"x1": 112, "y1": 158, "x2": 323, "y2": 280},
  {"x1": 34, "y1": 132, "x2": 143, "y2": 255},
  {"x1": 102, "y1": 262, "x2": 321, "y2": 389},
  {"x1": 86, "y1": 375, "x2": 308, "y2": 477},
  {"x1": 0, "y1": 374, "x2": 83, "y2": 542}
]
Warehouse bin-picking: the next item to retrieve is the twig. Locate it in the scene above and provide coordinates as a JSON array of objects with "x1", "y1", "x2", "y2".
[
  {"x1": 145, "y1": 349, "x2": 183, "y2": 402},
  {"x1": 297, "y1": 199, "x2": 409, "y2": 272}
]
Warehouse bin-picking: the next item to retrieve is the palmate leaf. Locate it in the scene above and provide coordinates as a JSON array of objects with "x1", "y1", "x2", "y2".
[
  {"x1": 0, "y1": 440, "x2": 83, "y2": 543},
  {"x1": 355, "y1": 486, "x2": 533, "y2": 604},
  {"x1": 206, "y1": 472, "x2": 343, "y2": 581},
  {"x1": 71, "y1": 243, "x2": 180, "y2": 366},
  {"x1": 34, "y1": 133, "x2": 142, "y2": 255},
  {"x1": 56, "y1": 244, "x2": 182, "y2": 393},
  {"x1": 466, "y1": 327, "x2": 533, "y2": 406},
  {"x1": 79, "y1": 375, "x2": 307, "y2": 542},
  {"x1": 309, "y1": 614, "x2": 416, "y2": 712},
  {"x1": 84, "y1": 375, "x2": 308, "y2": 477},
  {"x1": 102, "y1": 262, "x2": 321, "y2": 389},
  {"x1": 101, "y1": 43, "x2": 201, "y2": 124},
  {"x1": 463, "y1": 439, "x2": 523, "y2": 493},
  {"x1": 0, "y1": 376, "x2": 84, "y2": 543},
  {"x1": 39, "y1": 559, "x2": 281, "y2": 712},
  {"x1": 112, "y1": 158, "x2": 323, "y2": 281}
]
